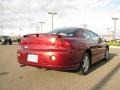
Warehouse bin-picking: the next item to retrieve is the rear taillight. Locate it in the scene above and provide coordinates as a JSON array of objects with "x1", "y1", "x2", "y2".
[
  {"x1": 63, "y1": 41, "x2": 71, "y2": 48},
  {"x1": 19, "y1": 40, "x2": 26, "y2": 45},
  {"x1": 19, "y1": 41, "x2": 22, "y2": 45},
  {"x1": 54, "y1": 40, "x2": 62, "y2": 47},
  {"x1": 53, "y1": 39, "x2": 70, "y2": 48}
]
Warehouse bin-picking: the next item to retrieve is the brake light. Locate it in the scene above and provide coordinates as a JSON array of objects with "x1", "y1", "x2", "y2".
[
  {"x1": 54, "y1": 39, "x2": 70, "y2": 48},
  {"x1": 19, "y1": 40, "x2": 26, "y2": 45},
  {"x1": 19, "y1": 41, "x2": 22, "y2": 45},
  {"x1": 63, "y1": 41, "x2": 70, "y2": 48},
  {"x1": 54, "y1": 40, "x2": 62, "y2": 47}
]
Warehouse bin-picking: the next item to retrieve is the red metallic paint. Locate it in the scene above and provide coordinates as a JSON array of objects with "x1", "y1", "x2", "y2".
[{"x1": 17, "y1": 28, "x2": 108, "y2": 70}]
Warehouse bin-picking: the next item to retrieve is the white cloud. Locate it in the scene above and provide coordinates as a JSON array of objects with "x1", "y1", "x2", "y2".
[{"x1": 0, "y1": 0, "x2": 120, "y2": 35}]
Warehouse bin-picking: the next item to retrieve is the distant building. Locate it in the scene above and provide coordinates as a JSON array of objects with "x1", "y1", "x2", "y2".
[
  {"x1": 101, "y1": 34, "x2": 120, "y2": 41},
  {"x1": 101, "y1": 35, "x2": 114, "y2": 41}
]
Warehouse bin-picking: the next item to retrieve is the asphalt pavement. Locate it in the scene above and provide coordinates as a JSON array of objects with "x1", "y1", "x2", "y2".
[{"x1": 0, "y1": 45, "x2": 120, "y2": 90}]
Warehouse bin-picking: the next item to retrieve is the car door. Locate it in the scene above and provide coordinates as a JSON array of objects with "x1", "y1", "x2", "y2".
[{"x1": 83, "y1": 30, "x2": 106, "y2": 64}]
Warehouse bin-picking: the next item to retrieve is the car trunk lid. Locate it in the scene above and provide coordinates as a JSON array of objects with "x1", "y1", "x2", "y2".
[{"x1": 20, "y1": 34, "x2": 71, "y2": 50}]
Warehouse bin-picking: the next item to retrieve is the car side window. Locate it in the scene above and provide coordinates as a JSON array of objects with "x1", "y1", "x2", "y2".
[
  {"x1": 74, "y1": 30, "x2": 83, "y2": 37},
  {"x1": 68, "y1": 33, "x2": 74, "y2": 37},
  {"x1": 83, "y1": 30, "x2": 100, "y2": 43}
]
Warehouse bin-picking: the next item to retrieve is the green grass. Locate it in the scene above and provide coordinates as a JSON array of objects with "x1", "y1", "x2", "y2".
[{"x1": 107, "y1": 41, "x2": 120, "y2": 46}]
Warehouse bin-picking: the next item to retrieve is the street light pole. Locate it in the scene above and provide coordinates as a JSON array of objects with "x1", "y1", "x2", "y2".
[
  {"x1": 112, "y1": 17, "x2": 119, "y2": 40},
  {"x1": 0, "y1": 26, "x2": 3, "y2": 39},
  {"x1": 48, "y1": 11, "x2": 57, "y2": 31},
  {"x1": 39, "y1": 22, "x2": 45, "y2": 33},
  {"x1": 36, "y1": 26, "x2": 39, "y2": 34},
  {"x1": 19, "y1": 27, "x2": 22, "y2": 36},
  {"x1": 107, "y1": 28, "x2": 110, "y2": 40}
]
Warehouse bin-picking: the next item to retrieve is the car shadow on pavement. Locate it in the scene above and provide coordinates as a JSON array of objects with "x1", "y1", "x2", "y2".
[
  {"x1": 65, "y1": 53, "x2": 117, "y2": 75},
  {"x1": 46, "y1": 53, "x2": 117, "y2": 75},
  {"x1": 88, "y1": 53, "x2": 117, "y2": 74},
  {"x1": 91, "y1": 62, "x2": 120, "y2": 90}
]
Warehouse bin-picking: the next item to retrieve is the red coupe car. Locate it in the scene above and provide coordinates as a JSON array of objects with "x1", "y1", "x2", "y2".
[{"x1": 17, "y1": 27, "x2": 109, "y2": 75}]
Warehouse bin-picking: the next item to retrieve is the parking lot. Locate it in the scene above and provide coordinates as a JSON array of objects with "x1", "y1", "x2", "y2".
[{"x1": 0, "y1": 45, "x2": 120, "y2": 90}]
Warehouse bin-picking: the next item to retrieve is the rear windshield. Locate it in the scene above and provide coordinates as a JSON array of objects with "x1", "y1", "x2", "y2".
[{"x1": 48, "y1": 28, "x2": 77, "y2": 37}]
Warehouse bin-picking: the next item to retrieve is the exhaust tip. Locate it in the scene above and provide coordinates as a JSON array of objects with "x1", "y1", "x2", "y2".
[{"x1": 20, "y1": 64, "x2": 27, "y2": 67}]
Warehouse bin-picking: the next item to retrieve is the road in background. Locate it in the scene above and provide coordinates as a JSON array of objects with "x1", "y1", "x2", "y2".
[{"x1": 0, "y1": 45, "x2": 120, "y2": 90}]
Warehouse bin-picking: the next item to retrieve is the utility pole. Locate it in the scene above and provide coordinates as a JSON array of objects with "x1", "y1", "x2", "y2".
[
  {"x1": 112, "y1": 17, "x2": 119, "y2": 40},
  {"x1": 19, "y1": 27, "x2": 22, "y2": 37},
  {"x1": 39, "y1": 22, "x2": 45, "y2": 33},
  {"x1": 36, "y1": 26, "x2": 39, "y2": 34},
  {"x1": 48, "y1": 11, "x2": 57, "y2": 31},
  {"x1": 0, "y1": 26, "x2": 3, "y2": 39},
  {"x1": 107, "y1": 28, "x2": 110, "y2": 41}
]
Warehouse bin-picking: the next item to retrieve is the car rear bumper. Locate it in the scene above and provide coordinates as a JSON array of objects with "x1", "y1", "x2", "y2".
[
  {"x1": 19, "y1": 62, "x2": 80, "y2": 70},
  {"x1": 17, "y1": 48, "x2": 82, "y2": 70}
]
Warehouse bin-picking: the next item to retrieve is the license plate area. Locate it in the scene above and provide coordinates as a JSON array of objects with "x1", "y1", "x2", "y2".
[{"x1": 27, "y1": 54, "x2": 38, "y2": 63}]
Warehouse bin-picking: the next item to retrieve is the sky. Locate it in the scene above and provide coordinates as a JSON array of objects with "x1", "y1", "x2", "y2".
[{"x1": 0, "y1": 0, "x2": 120, "y2": 36}]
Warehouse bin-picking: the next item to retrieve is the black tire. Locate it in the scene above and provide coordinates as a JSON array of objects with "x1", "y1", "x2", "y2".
[
  {"x1": 4, "y1": 41, "x2": 7, "y2": 45},
  {"x1": 18, "y1": 39, "x2": 21, "y2": 42},
  {"x1": 104, "y1": 48, "x2": 109, "y2": 60},
  {"x1": 80, "y1": 52, "x2": 90, "y2": 75},
  {"x1": 2, "y1": 42, "x2": 4, "y2": 45},
  {"x1": 3, "y1": 40, "x2": 7, "y2": 45},
  {"x1": 9, "y1": 40, "x2": 12, "y2": 45}
]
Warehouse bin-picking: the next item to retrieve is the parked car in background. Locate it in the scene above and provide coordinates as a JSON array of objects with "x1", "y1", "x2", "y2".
[
  {"x1": 0, "y1": 36, "x2": 13, "y2": 45},
  {"x1": 11, "y1": 36, "x2": 21, "y2": 43},
  {"x1": 17, "y1": 27, "x2": 109, "y2": 75}
]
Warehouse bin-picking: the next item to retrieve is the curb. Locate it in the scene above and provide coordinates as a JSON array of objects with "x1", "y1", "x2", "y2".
[{"x1": 109, "y1": 46, "x2": 120, "y2": 49}]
